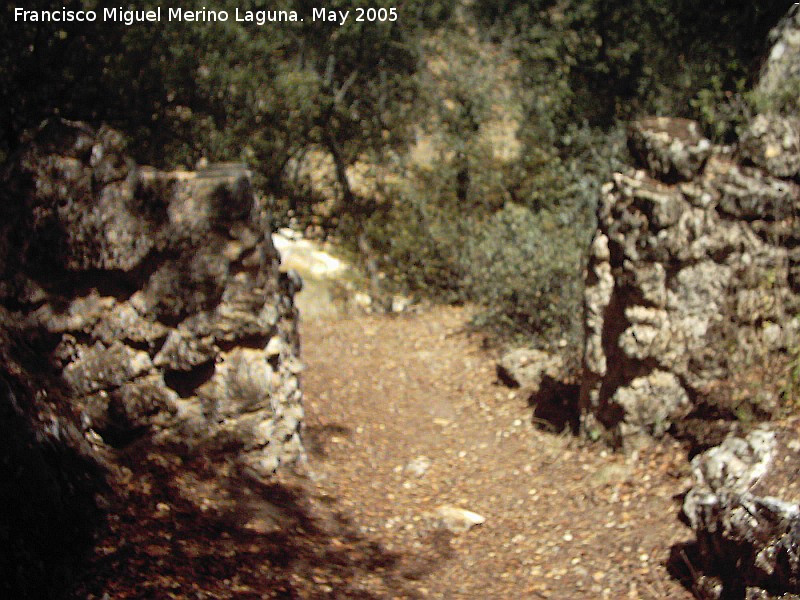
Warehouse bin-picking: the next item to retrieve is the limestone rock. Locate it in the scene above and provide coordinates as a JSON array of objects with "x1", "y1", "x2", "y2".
[
  {"x1": 106, "y1": 375, "x2": 179, "y2": 433},
  {"x1": 611, "y1": 371, "x2": 690, "y2": 439},
  {"x1": 271, "y1": 227, "x2": 374, "y2": 320},
  {"x1": 433, "y1": 506, "x2": 486, "y2": 534},
  {"x1": 62, "y1": 341, "x2": 152, "y2": 396},
  {"x1": 581, "y1": 118, "x2": 800, "y2": 448},
  {"x1": 7, "y1": 119, "x2": 159, "y2": 273},
  {"x1": 679, "y1": 426, "x2": 800, "y2": 598},
  {"x1": 755, "y1": 4, "x2": 800, "y2": 102},
  {"x1": 0, "y1": 120, "x2": 304, "y2": 478},
  {"x1": 153, "y1": 330, "x2": 216, "y2": 371},
  {"x1": 497, "y1": 348, "x2": 564, "y2": 391},
  {"x1": 628, "y1": 117, "x2": 712, "y2": 182},
  {"x1": 740, "y1": 113, "x2": 800, "y2": 178}
]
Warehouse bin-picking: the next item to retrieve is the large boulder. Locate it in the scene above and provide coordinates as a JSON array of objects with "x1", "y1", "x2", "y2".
[
  {"x1": 0, "y1": 120, "x2": 305, "y2": 595},
  {"x1": 580, "y1": 118, "x2": 800, "y2": 448}
]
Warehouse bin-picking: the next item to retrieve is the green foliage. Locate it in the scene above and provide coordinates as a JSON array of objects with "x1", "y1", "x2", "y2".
[
  {"x1": 0, "y1": 1, "x2": 125, "y2": 156},
  {"x1": 473, "y1": 0, "x2": 795, "y2": 129},
  {"x1": 3, "y1": 0, "x2": 795, "y2": 352},
  {"x1": 460, "y1": 203, "x2": 589, "y2": 350},
  {"x1": 360, "y1": 120, "x2": 606, "y2": 349},
  {"x1": 0, "y1": 0, "x2": 450, "y2": 195},
  {"x1": 690, "y1": 82, "x2": 750, "y2": 143},
  {"x1": 361, "y1": 186, "x2": 468, "y2": 301}
]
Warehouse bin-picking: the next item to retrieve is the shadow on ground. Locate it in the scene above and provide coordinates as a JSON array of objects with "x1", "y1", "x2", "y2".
[
  {"x1": 69, "y1": 439, "x2": 424, "y2": 599},
  {"x1": 304, "y1": 424, "x2": 353, "y2": 459},
  {"x1": 527, "y1": 375, "x2": 581, "y2": 434}
]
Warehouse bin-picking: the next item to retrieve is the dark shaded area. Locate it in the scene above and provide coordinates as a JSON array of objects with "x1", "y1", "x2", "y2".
[
  {"x1": 528, "y1": 376, "x2": 581, "y2": 434},
  {"x1": 594, "y1": 281, "x2": 636, "y2": 436},
  {"x1": 668, "y1": 542, "x2": 721, "y2": 600},
  {"x1": 304, "y1": 424, "x2": 353, "y2": 459},
  {"x1": 164, "y1": 361, "x2": 217, "y2": 399},
  {"x1": 669, "y1": 415, "x2": 744, "y2": 459},
  {"x1": 0, "y1": 118, "x2": 313, "y2": 598},
  {"x1": 398, "y1": 529, "x2": 456, "y2": 582},
  {"x1": 668, "y1": 535, "x2": 800, "y2": 600},
  {"x1": 668, "y1": 539, "x2": 756, "y2": 600},
  {"x1": 474, "y1": 0, "x2": 795, "y2": 130},
  {"x1": 495, "y1": 365, "x2": 521, "y2": 389},
  {"x1": 668, "y1": 424, "x2": 800, "y2": 599},
  {"x1": 69, "y1": 441, "x2": 426, "y2": 599},
  {"x1": 217, "y1": 334, "x2": 273, "y2": 352},
  {"x1": 0, "y1": 361, "x2": 106, "y2": 600}
]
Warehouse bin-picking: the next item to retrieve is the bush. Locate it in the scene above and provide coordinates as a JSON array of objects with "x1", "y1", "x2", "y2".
[
  {"x1": 460, "y1": 203, "x2": 590, "y2": 353},
  {"x1": 361, "y1": 185, "x2": 468, "y2": 301},
  {"x1": 358, "y1": 104, "x2": 613, "y2": 355},
  {"x1": 362, "y1": 170, "x2": 596, "y2": 357}
]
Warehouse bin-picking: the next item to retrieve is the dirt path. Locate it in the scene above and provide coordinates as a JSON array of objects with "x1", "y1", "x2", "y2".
[
  {"x1": 299, "y1": 305, "x2": 696, "y2": 599},
  {"x1": 73, "y1": 305, "x2": 698, "y2": 599}
]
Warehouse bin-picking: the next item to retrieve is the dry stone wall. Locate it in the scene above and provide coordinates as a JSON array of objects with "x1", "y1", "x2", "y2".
[
  {"x1": 0, "y1": 118, "x2": 305, "y2": 598},
  {"x1": 0, "y1": 118, "x2": 305, "y2": 476},
  {"x1": 580, "y1": 115, "x2": 800, "y2": 448},
  {"x1": 756, "y1": 4, "x2": 800, "y2": 106}
]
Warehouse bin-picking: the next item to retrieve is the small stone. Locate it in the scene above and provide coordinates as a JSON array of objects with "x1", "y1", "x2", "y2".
[
  {"x1": 434, "y1": 505, "x2": 486, "y2": 534},
  {"x1": 391, "y1": 295, "x2": 411, "y2": 312},
  {"x1": 404, "y1": 456, "x2": 432, "y2": 477}
]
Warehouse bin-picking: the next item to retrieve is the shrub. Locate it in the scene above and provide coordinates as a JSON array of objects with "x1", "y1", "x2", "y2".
[
  {"x1": 460, "y1": 203, "x2": 590, "y2": 353},
  {"x1": 361, "y1": 185, "x2": 468, "y2": 301}
]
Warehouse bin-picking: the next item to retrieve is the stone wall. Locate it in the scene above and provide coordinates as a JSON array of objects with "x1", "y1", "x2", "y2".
[
  {"x1": 580, "y1": 5, "x2": 800, "y2": 449},
  {"x1": 0, "y1": 119, "x2": 304, "y2": 595},
  {"x1": 580, "y1": 115, "x2": 800, "y2": 448}
]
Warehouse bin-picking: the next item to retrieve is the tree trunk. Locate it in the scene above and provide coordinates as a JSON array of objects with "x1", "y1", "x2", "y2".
[{"x1": 324, "y1": 130, "x2": 355, "y2": 212}]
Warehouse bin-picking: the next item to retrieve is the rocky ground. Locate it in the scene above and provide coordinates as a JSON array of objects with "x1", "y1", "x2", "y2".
[{"x1": 72, "y1": 304, "x2": 700, "y2": 598}]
